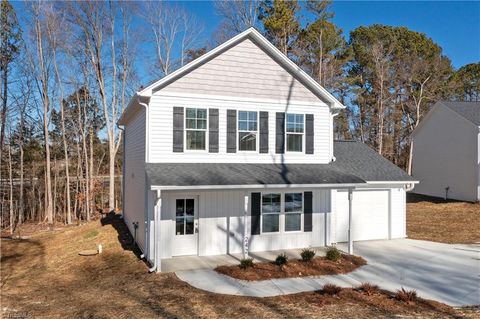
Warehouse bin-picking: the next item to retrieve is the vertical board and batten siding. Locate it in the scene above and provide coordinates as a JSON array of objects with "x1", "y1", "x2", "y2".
[
  {"x1": 157, "y1": 188, "x2": 331, "y2": 259},
  {"x1": 413, "y1": 104, "x2": 479, "y2": 202},
  {"x1": 148, "y1": 97, "x2": 331, "y2": 164},
  {"x1": 333, "y1": 187, "x2": 406, "y2": 243},
  {"x1": 160, "y1": 38, "x2": 322, "y2": 102},
  {"x1": 123, "y1": 107, "x2": 147, "y2": 252}
]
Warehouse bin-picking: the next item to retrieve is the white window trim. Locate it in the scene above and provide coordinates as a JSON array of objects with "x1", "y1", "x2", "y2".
[
  {"x1": 260, "y1": 191, "x2": 304, "y2": 234},
  {"x1": 184, "y1": 107, "x2": 208, "y2": 152},
  {"x1": 237, "y1": 110, "x2": 259, "y2": 153},
  {"x1": 285, "y1": 113, "x2": 305, "y2": 153}
]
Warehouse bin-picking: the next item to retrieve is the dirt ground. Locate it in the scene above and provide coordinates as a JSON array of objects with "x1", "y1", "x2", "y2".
[
  {"x1": 407, "y1": 194, "x2": 480, "y2": 244},
  {"x1": 1, "y1": 214, "x2": 479, "y2": 319}
]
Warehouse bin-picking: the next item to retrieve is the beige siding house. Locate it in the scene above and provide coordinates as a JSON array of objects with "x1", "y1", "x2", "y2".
[
  {"x1": 412, "y1": 101, "x2": 480, "y2": 202},
  {"x1": 119, "y1": 28, "x2": 416, "y2": 272}
]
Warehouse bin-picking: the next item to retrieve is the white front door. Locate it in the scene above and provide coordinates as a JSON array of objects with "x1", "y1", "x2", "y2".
[{"x1": 173, "y1": 197, "x2": 198, "y2": 256}]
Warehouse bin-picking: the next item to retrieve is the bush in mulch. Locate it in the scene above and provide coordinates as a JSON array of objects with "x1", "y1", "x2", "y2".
[
  {"x1": 274, "y1": 253, "x2": 288, "y2": 266},
  {"x1": 239, "y1": 258, "x2": 254, "y2": 269},
  {"x1": 395, "y1": 287, "x2": 417, "y2": 302},
  {"x1": 325, "y1": 246, "x2": 341, "y2": 261},
  {"x1": 357, "y1": 282, "x2": 380, "y2": 296},
  {"x1": 322, "y1": 284, "x2": 342, "y2": 295},
  {"x1": 300, "y1": 248, "x2": 316, "y2": 262}
]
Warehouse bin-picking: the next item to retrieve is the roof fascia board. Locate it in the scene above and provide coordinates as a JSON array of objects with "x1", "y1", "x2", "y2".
[{"x1": 150, "y1": 183, "x2": 365, "y2": 191}]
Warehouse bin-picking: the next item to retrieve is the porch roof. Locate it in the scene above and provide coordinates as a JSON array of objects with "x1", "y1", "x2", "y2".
[
  {"x1": 146, "y1": 142, "x2": 415, "y2": 188},
  {"x1": 146, "y1": 162, "x2": 365, "y2": 187}
]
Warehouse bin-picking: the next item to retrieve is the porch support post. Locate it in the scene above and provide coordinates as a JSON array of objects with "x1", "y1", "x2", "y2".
[
  {"x1": 155, "y1": 190, "x2": 162, "y2": 272},
  {"x1": 243, "y1": 194, "x2": 249, "y2": 259},
  {"x1": 348, "y1": 188, "x2": 353, "y2": 255}
]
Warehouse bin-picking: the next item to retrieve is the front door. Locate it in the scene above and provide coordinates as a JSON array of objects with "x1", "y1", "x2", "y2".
[{"x1": 173, "y1": 197, "x2": 198, "y2": 256}]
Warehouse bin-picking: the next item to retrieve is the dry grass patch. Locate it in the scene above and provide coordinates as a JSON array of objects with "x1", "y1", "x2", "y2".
[
  {"x1": 407, "y1": 199, "x2": 480, "y2": 244},
  {"x1": 2, "y1": 214, "x2": 479, "y2": 319},
  {"x1": 215, "y1": 253, "x2": 367, "y2": 281}
]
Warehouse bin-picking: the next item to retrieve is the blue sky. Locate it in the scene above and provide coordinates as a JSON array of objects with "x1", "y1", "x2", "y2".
[{"x1": 184, "y1": 0, "x2": 480, "y2": 69}]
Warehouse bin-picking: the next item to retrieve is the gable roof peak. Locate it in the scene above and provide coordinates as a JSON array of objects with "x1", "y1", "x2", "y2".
[{"x1": 137, "y1": 27, "x2": 344, "y2": 109}]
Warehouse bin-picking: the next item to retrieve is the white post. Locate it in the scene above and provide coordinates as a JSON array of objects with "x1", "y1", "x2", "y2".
[
  {"x1": 243, "y1": 194, "x2": 249, "y2": 259},
  {"x1": 348, "y1": 188, "x2": 353, "y2": 255},
  {"x1": 155, "y1": 190, "x2": 162, "y2": 272}
]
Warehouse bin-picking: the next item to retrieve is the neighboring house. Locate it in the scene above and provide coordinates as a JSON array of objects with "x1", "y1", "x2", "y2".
[
  {"x1": 118, "y1": 28, "x2": 416, "y2": 272},
  {"x1": 412, "y1": 101, "x2": 480, "y2": 202}
]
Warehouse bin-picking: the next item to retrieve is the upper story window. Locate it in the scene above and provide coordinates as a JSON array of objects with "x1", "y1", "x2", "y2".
[
  {"x1": 286, "y1": 113, "x2": 304, "y2": 152},
  {"x1": 185, "y1": 108, "x2": 207, "y2": 150},
  {"x1": 238, "y1": 111, "x2": 257, "y2": 151}
]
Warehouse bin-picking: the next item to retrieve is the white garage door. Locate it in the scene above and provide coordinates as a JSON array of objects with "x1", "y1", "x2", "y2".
[{"x1": 335, "y1": 190, "x2": 389, "y2": 242}]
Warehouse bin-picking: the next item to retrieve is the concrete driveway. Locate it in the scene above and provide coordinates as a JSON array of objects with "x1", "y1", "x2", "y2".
[
  {"x1": 337, "y1": 239, "x2": 480, "y2": 306},
  {"x1": 176, "y1": 239, "x2": 479, "y2": 306}
]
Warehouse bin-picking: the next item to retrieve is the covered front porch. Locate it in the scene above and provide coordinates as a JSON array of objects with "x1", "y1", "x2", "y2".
[{"x1": 161, "y1": 246, "x2": 328, "y2": 272}]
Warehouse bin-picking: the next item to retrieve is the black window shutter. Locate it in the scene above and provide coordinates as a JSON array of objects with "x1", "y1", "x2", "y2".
[
  {"x1": 227, "y1": 109, "x2": 237, "y2": 153},
  {"x1": 304, "y1": 191, "x2": 313, "y2": 232},
  {"x1": 259, "y1": 111, "x2": 269, "y2": 153},
  {"x1": 251, "y1": 192, "x2": 261, "y2": 235},
  {"x1": 173, "y1": 107, "x2": 184, "y2": 152},
  {"x1": 209, "y1": 108, "x2": 219, "y2": 153},
  {"x1": 306, "y1": 114, "x2": 314, "y2": 154},
  {"x1": 275, "y1": 112, "x2": 285, "y2": 154}
]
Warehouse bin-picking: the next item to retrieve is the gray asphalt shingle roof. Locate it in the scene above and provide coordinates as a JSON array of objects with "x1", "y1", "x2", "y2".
[
  {"x1": 146, "y1": 141, "x2": 414, "y2": 187},
  {"x1": 441, "y1": 101, "x2": 480, "y2": 126}
]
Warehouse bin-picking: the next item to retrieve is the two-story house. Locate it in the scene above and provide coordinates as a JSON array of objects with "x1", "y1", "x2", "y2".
[{"x1": 118, "y1": 28, "x2": 416, "y2": 272}]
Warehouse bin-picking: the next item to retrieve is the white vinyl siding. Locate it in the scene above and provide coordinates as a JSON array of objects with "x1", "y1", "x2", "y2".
[
  {"x1": 123, "y1": 107, "x2": 147, "y2": 252},
  {"x1": 148, "y1": 96, "x2": 331, "y2": 164},
  {"x1": 158, "y1": 188, "x2": 330, "y2": 259},
  {"x1": 161, "y1": 38, "x2": 322, "y2": 103}
]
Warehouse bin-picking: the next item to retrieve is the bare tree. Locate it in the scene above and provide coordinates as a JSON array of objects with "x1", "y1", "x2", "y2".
[
  {"x1": 214, "y1": 0, "x2": 259, "y2": 42},
  {"x1": 144, "y1": 1, "x2": 203, "y2": 76}
]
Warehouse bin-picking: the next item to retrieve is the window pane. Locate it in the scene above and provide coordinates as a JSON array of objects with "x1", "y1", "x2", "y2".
[
  {"x1": 185, "y1": 199, "x2": 194, "y2": 216},
  {"x1": 285, "y1": 193, "x2": 303, "y2": 212},
  {"x1": 176, "y1": 217, "x2": 184, "y2": 235},
  {"x1": 239, "y1": 132, "x2": 256, "y2": 151},
  {"x1": 197, "y1": 109, "x2": 207, "y2": 119},
  {"x1": 285, "y1": 213, "x2": 301, "y2": 231},
  {"x1": 248, "y1": 122, "x2": 257, "y2": 131},
  {"x1": 186, "y1": 131, "x2": 206, "y2": 150},
  {"x1": 287, "y1": 134, "x2": 302, "y2": 152},
  {"x1": 262, "y1": 193, "x2": 281, "y2": 213},
  {"x1": 197, "y1": 119, "x2": 207, "y2": 130},
  {"x1": 185, "y1": 217, "x2": 194, "y2": 234},
  {"x1": 262, "y1": 214, "x2": 279, "y2": 233},
  {"x1": 239, "y1": 111, "x2": 248, "y2": 120},
  {"x1": 186, "y1": 108, "x2": 196, "y2": 118},
  {"x1": 238, "y1": 121, "x2": 248, "y2": 131},
  {"x1": 287, "y1": 113, "x2": 295, "y2": 123},
  {"x1": 186, "y1": 119, "x2": 196, "y2": 129},
  {"x1": 286, "y1": 123, "x2": 295, "y2": 132},
  {"x1": 176, "y1": 199, "x2": 184, "y2": 217},
  {"x1": 248, "y1": 112, "x2": 257, "y2": 121}
]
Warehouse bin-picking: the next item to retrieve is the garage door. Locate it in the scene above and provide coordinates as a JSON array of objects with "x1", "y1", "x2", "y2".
[{"x1": 335, "y1": 190, "x2": 389, "y2": 242}]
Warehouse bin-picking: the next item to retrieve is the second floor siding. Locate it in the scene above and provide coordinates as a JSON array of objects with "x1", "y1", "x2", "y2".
[{"x1": 147, "y1": 94, "x2": 333, "y2": 164}]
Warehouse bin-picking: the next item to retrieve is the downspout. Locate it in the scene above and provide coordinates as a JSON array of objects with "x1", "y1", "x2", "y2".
[
  {"x1": 117, "y1": 124, "x2": 125, "y2": 217},
  {"x1": 149, "y1": 189, "x2": 161, "y2": 273}
]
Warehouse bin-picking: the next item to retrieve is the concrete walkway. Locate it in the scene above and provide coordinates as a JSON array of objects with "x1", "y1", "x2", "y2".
[{"x1": 175, "y1": 239, "x2": 480, "y2": 306}]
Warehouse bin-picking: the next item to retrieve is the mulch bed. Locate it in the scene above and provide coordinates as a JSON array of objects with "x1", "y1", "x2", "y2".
[{"x1": 215, "y1": 254, "x2": 367, "y2": 281}]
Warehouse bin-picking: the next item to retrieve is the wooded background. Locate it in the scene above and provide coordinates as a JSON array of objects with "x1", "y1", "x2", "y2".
[{"x1": 1, "y1": 0, "x2": 478, "y2": 232}]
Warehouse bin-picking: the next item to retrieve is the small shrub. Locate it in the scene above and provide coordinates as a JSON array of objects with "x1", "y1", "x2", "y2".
[
  {"x1": 395, "y1": 287, "x2": 417, "y2": 302},
  {"x1": 239, "y1": 258, "x2": 254, "y2": 269},
  {"x1": 358, "y1": 283, "x2": 379, "y2": 295},
  {"x1": 322, "y1": 283, "x2": 342, "y2": 295},
  {"x1": 326, "y1": 246, "x2": 341, "y2": 262},
  {"x1": 275, "y1": 253, "x2": 288, "y2": 266},
  {"x1": 300, "y1": 248, "x2": 316, "y2": 262}
]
